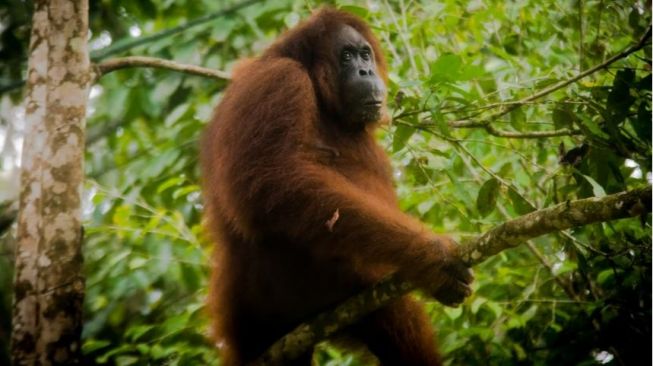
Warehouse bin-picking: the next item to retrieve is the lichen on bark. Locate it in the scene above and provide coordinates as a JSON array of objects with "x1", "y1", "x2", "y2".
[{"x1": 11, "y1": 0, "x2": 90, "y2": 365}]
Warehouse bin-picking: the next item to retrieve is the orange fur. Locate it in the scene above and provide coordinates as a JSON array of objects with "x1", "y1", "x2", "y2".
[{"x1": 200, "y1": 8, "x2": 451, "y2": 366}]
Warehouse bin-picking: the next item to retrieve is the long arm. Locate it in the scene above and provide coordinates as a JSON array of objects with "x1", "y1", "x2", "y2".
[
  {"x1": 259, "y1": 157, "x2": 444, "y2": 269},
  {"x1": 212, "y1": 58, "x2": 451, "y2": 283}
]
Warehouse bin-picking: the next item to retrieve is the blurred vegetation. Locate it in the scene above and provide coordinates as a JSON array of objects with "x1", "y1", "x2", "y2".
[{"x1": 0, "y1": 0, "x2": 651, "y2": 365}]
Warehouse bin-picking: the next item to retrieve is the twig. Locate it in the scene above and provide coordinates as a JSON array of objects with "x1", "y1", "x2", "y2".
[
  {"x1": 525, "y1": 241, "x2": 577, "y2": 298},
  {"x1": 401, "y1": 119, "x2": 583, "y2": 138},
  {"x1": 418, "y1": 27, "x2": 651, "y2": 138},
  {"x1": 93, "y1": 56, "x2": 231, "y2": 81},
  {"x1": 485, "y1": 24, "x2": 651, "y2": 118},
  {"x1": 482, "y1": 124, "x2": 583, "y2": 138}
]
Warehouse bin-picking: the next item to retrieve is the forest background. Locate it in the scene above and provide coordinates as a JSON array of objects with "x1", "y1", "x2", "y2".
[{"x1": 0, "y1": 0, "x2": 650, "y2": 365}]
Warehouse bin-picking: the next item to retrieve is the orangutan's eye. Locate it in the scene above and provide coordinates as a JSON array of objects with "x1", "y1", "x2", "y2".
[{"x1": 341, "y1": 50, "x2": 353, "y2": 62}]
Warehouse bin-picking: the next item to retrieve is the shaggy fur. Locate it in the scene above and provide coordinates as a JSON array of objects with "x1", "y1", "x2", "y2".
[{"x1": 201, "y1": 8, "x2": 469, "y2": 365}]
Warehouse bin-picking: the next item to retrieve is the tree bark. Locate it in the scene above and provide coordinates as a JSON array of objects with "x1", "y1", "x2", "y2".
[
  {"x1": 10, "y1": 0, "x2": 90, "y2": 365},
  {"x1": 251, "y1": 186, "x2": 651, "y2": 366}
]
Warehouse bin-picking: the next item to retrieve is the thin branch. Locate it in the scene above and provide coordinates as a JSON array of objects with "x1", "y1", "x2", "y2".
[
  {"x1": 93, "y1": 56, "x2": 231, "y2": 81},
  {"x1": 447, "y1": 119, "x2": 486, "y2": 128},
  {"x1": 0, "y1": 0, "x2": 259, "y2": 94},
  {"x1": 525, "y1": 241, "x2": 578, "y2": 298},
  {"x1": 402, "y1": 119, "x2": 583, "y2": 138},
  {"x1": 460, "y1": 186, "x2": 651, "y2": 264},
  {"x1": 484, "y1": 24, "x2": 651, "y2": 119},
  {"x1": 251, "y1": 186, "x2": 651, "y2": 366},
  {"x1": 414, "y1": 26, "x2": 651, "y2": 139},
  {"x1": 482, "y1": 124, "x2": 583, "y2": 138}
]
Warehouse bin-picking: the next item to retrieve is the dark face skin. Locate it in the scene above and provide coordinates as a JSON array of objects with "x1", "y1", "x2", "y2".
[{"x1": 335, "y1": 25, "x2": 386, "y2": 129}]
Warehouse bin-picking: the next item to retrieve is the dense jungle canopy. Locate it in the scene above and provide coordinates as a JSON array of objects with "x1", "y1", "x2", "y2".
[{"x1": 0, "y1": 0, "x2": 650, "y2": 365}]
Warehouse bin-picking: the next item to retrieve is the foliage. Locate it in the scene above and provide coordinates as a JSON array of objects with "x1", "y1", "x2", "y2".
[{"x1": 0, "y1": 0, "x2": 650, "y2": 365}]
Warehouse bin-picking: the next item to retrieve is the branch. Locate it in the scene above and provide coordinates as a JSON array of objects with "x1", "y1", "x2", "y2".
[
  {"x1": 428, "y1": 26, "x2": 651, "y2": 138},
  {"x1": 93, "y1": 56, "x2": 231, "y2": 81},
  {"x1": 481, "y1": 124, "x2": 583, "y2": 138},
  {"x1": 0, "y1": 0, "x2": 259, "y2": 94},
  {"x1": 251, "y1": 186, "x2": 652, "y2": 366},
  {"x1": 0, "y1": 57, "x2": 228, "y2": 229},
  {"x1": 446, "y1": 120, "x2": 582, "y2": 138},
  {"x1": 460, "y1": 186, "x2": 651, "y2": 264},
  {"x1": 500, "y1": 25, "x2": 651, "y2": 112}
]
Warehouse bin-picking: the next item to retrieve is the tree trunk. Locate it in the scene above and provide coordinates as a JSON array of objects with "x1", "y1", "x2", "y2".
[{"x1": 10, "y1": 0, "x2": 90, "y2": 365}]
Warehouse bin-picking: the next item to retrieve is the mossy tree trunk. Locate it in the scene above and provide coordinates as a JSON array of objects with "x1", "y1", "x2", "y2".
[{"x1": 10, "y1": 0, "x2": 90, "y2": 364}]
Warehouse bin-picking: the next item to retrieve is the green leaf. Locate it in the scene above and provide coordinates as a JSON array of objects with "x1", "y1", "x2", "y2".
[
  {"x1": 509, "y1": 107, "x2": 526, "y2": 130},
  {"x1": 211, "y1": 18, "x2": 237, "y2": 42},
  {"x1": 128, "y1": 257, "x2": 147, "y2": 269},
  {"x1": 498, "y1": 162, "x2": 513, "y2": 177},
  {"x1": 552, "y1": 261, "x2": 577, "y2": 276},
  {"x1": 430, "y1": 54, "x2": 462, "y2": 83},
  {"x1": 180, "y1": 263, "x2": 202, "y2": 289},
  {"x1": 112, "y1": 205, "x2": 132, "y2": 227},
  {"x1": 164, "y1": 103, "x2": 190, "y2": 126},
  {"x1": 577, "y1": 114, "x2": 610, "y2": 139},
  {"x1": 163, "y1": 313, "x2": 191, "y2": 334},
  {"x1": 82, "y1": 339, "x2": 111, "y2": 353},
  {"x1": 471, "y1": 297, "x2": 486, "y2": 314},
  {"x1": 338, "y1": 5, "x2": 370, "y2": 18},
  {"x1": 126, "y1": 325, "x2": 155, "y2": 341},
  {"x1": 143, "y1": 149, "x2": 180, "y2": 179},
  {"x1": 172, "y1": 184, "x2": 201, "y2": 200},
  {"x1": 459, "y1": 63, "x2": 485, "y2": 81},
  {"x1": 416, "y1": 197, "x2": 436, "y2": 215},
  {"x1": 97, "y1": 345, "x2": 134, "y2": 364},
  {"x1": 521, "y1": 305, "x2": 538, "y2": 323},
  {"x1": 136, "y1": 344, "x2": 150, "y2": 355},
  {"x1": 157, "y1": 176, "x2": 186, "y2": 194},
  {"x1": 406, "y1": 157, "x2": 431, "y2": 186},
  {"x1": 486, "y1": 301, "x2": 503, "y2": 319},
  {"x1": 597, "y1": 269, "x2": 615, "y2": 286},
  {"x1": 444, "y1": 306, "x2": 462, "y2": 320},
  {"x1": 151, "y1": 344, "x2": 169, "y2": 360},
  {"x1": 580, "y1": 174, "x2": 606, "y2": 197},
  {"x1": 477, "y1": 178, "x2": 500, "y2": 217},
  {"x1": 632, "y1": 102, "x2": 652, "y2": 141},
  {"x1": 507, "y1": 187, "x2": 536, "y2": 215},
  {"x1": 116, "y1": 355, "x2": 139, "y2": 366},
  {"x1": 552, "y1": 107, "x2": 575, "y2": 129},
  {"x1": 392, "y1": 124, "x2": 415, "y2": 152},
  {"x1": 431, "y1": 110, "x2": 451, "y2": 137}
]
